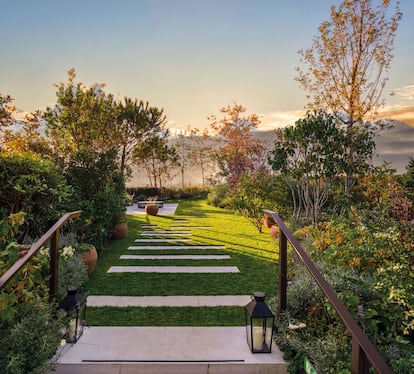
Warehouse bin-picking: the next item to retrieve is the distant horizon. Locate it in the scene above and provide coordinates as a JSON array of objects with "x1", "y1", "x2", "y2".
[{"x1": 127, "y1": 119, "x2": 414, "y2": 188}]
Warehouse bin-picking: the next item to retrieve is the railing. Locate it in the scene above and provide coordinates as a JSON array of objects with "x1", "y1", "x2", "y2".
[
  {"x1": 264, "y1": 210, "x2": 392, "y2": 374},
  {"x1": 0, "y1": 211, "x2": 82, "y2": 302}
]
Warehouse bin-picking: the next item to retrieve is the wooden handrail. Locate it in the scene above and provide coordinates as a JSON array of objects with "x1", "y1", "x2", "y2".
[
  {"x1": 0, "y1": 211, "x2": 82, "y2": 302},
  {"x1": 263, "y1": 210, "x2": 392, "y2": 374}
]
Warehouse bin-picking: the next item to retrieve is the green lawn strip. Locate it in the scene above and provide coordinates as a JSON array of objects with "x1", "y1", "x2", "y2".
[
  {"x1": 83, "y1": 199, "x2": 280, "y2": 326},
  {"x1": 87, "y1": 306, "x2": 245, "y2": 326}
]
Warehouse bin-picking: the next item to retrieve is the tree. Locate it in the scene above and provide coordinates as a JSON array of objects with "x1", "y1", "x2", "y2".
[
  {"x1": 2, "y1": 111, "x2": 50, "y2": 156},
  {"x1": 44, "y1": 68, "x2": 118, "y2": 162},
  {"x1": 133, "y1": 131, "x2": 179, "y2": 189},
  {"x1": 116, "y1": 97, "x2": 167, "y2": 176},
  {"x1": 230, "y1": 172, "x2": 290, "y2": 233},
  {"x1": 295, "y1": 0, "x2": 402, "y2": 191},
  {"x1": 208, "y1": 103, "x2": 265, "y2": 188},
  {"x1": 268, "y1": 111, "x2": 375, "y2": 224},
  {"x1": 187, "y1": 127, "x2": 217, "y2": 188}
]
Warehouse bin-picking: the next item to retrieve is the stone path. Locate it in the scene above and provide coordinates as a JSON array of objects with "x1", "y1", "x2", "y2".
[{"x1": 53, "y1": 204, "x2": 288, "y2": 373}]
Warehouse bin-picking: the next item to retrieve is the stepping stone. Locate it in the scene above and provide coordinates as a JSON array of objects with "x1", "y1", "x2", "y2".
[
  {"x1": 141, "y1": 231, "x2": 191, "y2": 234},
  {"x1": 170, "y1": 226, "x2": 212, "y2": 229},
  {"x1": 128, "y1": 245, "x2": 225, "y2": 250},
  {"x1": 134, "y1": 239, "x2": 191, "y2": 243},
  {"x1": 88, "y1": 295, "x2": 250, "y2": 307},
  {"x1": 120, "y1": 255, "x2": 231, "y2": 260},
  {"x1": 107, "y1": 266, "x2": 240, "y2": 273}
]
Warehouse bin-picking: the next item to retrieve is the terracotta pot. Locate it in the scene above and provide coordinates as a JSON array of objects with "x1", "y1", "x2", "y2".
[
  {"x1": 81, "y1": 246, "x2": 98, "y2": 276},
  {"x1": 113, "y1": 221, "x2": 128, "y2": 240},
  {"x1": 263, "y1": 215, "x2": 276, "y2": 229},
  {"x1": 270, "y1": 225, "x2": 279, "y2": 239},
  {"x1": 145, "y1": 204, "x2": 159, "y2": 216}
]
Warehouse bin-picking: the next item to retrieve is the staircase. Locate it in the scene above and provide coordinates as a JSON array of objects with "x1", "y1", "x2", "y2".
[{"x1": 52, "y1": 204, "x2": 288, "y2": 373}]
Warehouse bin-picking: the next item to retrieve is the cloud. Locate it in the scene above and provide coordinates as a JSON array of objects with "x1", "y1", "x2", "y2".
[
  {"x1": 393, "y1": 85, "x2": 414, "y2": 101},
  {"x1": 258, "y1": 110, "x2": 305, "y2": 131}
]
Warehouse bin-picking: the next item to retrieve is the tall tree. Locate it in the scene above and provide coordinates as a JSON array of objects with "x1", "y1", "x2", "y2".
[
  {"x1": 208, "y1": 103, "x2": 265, "y2": 188},
  {"x1": 187, "y1": 127, "x2": 217, "y2": 188},
  {"x1": 268, "y1": 111, "x2": 375, "y2": 223},
  {"x1": 116, "y1": 97, "x2": 167, "y2": 176},
  {"x1": 295, "y1": 0, "x2": 402, "y2": 192},
  {"x1": 133, "y1": 131, "x2": 179, "y2": 189},
  {"x1": 44, "y1": 68, "x2": 118, "y2": 162}
]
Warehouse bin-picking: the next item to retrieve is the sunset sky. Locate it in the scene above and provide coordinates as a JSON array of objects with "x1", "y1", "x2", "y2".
[{"x1": 2, "y1": 0, "x2": 413, "y2": 134}]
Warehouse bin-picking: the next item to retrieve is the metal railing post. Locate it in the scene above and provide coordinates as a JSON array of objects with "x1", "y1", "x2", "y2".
[
  {"x1": 49, "y1": 229, "x2": 60, "y2": 303},
  {"x1": 352, "y1": 337, "x2": 370, "y2": 374},
  {"x1": 278, "y1": 231, "x2": 287, "y2": 314}
]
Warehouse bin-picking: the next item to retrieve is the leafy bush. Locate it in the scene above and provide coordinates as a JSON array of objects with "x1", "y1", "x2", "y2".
[
  {"x1": 0, "y1": 299, "x2": 63, "y2": 374},
  {"x1": 0, "y1": 153, "x2": 73, "y2": 238},
  {"x1": 64, "y1": 149, "x2": 127, "y2": 250}
]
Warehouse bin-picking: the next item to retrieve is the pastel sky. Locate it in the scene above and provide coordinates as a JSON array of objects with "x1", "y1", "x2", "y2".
[{"x1": 1, "y1": 0, "x2": 414, "y2": 133}]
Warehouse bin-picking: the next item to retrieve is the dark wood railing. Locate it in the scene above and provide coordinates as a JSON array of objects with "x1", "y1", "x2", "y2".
[
  {"x1": 264, "y1": 210, "x2": 392, "y2": 374},
  {"x1": 0, "y1": 211, "x2": 82, "y2": 302}
]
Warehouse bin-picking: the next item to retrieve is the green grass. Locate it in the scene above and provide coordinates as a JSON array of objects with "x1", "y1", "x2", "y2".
[{"x1": 84, "y1": 199, "x2": 280, "y2": 326}]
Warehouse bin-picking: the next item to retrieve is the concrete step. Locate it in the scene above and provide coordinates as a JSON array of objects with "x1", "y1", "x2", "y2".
[
  {"x1": 52, "y1": 326, "x2": 288, "y2": 374},
  {"x1": 87, "y1": 295, "x2": 251, "y2": 307},
  {"x1": 107, "y1": 266, "x2": 240, "y2": 273}
]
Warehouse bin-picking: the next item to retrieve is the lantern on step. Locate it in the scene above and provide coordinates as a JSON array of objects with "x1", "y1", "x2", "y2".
[
  {"x1": 245, "y1": 291, "x2": 275, "y2": 353},
  {"x1": 58, "y1": 287, "x2": 88, "y2": 343}
]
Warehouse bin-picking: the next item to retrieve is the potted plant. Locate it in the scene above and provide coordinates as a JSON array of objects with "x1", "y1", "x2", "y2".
[
  {"x1": 112, "y1": 211, "x2": 128, "y2": 240},
  {"x1": 145, "y1": 196, "x2": 159, "y2": 216},
  {"x1": 76, "y1": 243, "x2": 98, "y2": 276}
]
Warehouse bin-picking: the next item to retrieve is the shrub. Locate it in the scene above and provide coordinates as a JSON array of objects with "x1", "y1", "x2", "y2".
[
  {"x1": 0, "y1": 153, "x2": 73, "y2": 238},
  {"x1": 0, "y1": 299, "x2": 63, "y2": 374}
]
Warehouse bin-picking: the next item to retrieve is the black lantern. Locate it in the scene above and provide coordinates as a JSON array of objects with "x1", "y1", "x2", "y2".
[
  {"x1": 245, "y1": 291, "x2": 275, "y2": 353},
  {"x1": 58, "y1": 287, "x2": 88, "y2": 343}
]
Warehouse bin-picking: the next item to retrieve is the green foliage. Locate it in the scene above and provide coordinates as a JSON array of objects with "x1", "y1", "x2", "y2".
[
  {"x1": 268, "y1": 111, "x2": 375, "y2": 224},
  {"x1": 229, "y1": 172, "x2": 291, "y2": 232},
  {"x1": 207, "y1": 183, "x2": 233, "y2": 208},
  {"x1": 0, "y1": 299, "x2": 63, "y2": 374},
  {"x1": 64, "y1": 149, "x2": 127, "y2": 250},
  {"x1": 0, "y1": 153, "x2": 73, "y2": 238},
  {"x1": 58, "y1": 252, "x2": 88, "y2": 299}
]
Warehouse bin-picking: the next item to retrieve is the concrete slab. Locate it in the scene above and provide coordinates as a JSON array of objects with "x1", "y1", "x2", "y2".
[
  {"x1": 171, "y1": 226, "x2": 212, "y2": 229},
  {"x1": 128, "y1": 245, "x2": 225, "y2": 250},
  {"x1": 126, "y1": 203, "x2": 178, "y2": 215},
  {"x1": 141, "y1": 233, "x2": 192, "y2": 237},
  {"x1": 87, "y1": 295, "x2": 251, "y2": 307},
  {"x1": 107, "y1": 266, "x2": 240, "y2": 273},
  {"x1": 52, "y1": 326, "x2": 288, "y2": 374},
  {"x1": 134, "y1": 239, "x2": 191, "y2": 242},
  {"x1": 141, "y1": 231, "x2": 192, "y2": 234},
  {"x1": 120, "y1": 255, "x2": 231, "y2": 260}
]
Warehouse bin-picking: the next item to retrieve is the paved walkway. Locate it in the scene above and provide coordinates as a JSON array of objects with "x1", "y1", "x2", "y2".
[
  {"x1": 53, "y1": 207, "x2": 288, "y2": 373},
  {"x1": 88, "y1": 295, "x2": 251, "y2": 307}
]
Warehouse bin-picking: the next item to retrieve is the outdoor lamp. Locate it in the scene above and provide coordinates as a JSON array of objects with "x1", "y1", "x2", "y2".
[
  {"x1": 58, "y1": 287, "x2": 88, "y2": 343},
  {"x1": 245, "y1": 291, "x2": 275, "y2": 353}
]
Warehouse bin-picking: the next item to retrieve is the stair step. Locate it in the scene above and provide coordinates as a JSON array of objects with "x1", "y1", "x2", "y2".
[
  {"x1": 128, "y1": 245, "x2": 225, "y2": 250},
  {"x1": 120, "y1": 254, "x2": 230, "y2": 260},
  {"x1": 52, "y1": 326, "x2": 288, "y2": 374},
  {"x1": 107, "y1": 266, "x2": 240, "y2": 273},
  {"x1": 88, "y1": 295, "x2": 250, "y2": 307},
  {"x1": 134, "y1": 238, "x2": 191, "y2": 242}
]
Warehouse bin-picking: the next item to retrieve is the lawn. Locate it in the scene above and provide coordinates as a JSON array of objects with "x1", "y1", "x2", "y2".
[{"x1": 84, "y1": 199, "x2": 280, "y2": 326}]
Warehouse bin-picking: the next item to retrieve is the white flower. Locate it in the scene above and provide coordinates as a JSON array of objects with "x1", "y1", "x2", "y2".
[
  {"x1": 61, "y1": 245, "x2": 75, "y2": 258},
  {"x1": 288, "y1": 322, "x2": 306, "y2": 330},
  {"x1": 60, "y1": 339, "x2": 67, "y2": 346},
  {"x1": 39, "y1": 247, "x2": 50, "y2": 256}
]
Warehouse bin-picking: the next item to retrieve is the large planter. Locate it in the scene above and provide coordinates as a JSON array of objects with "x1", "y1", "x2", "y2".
[
  {"x1": 145, "y1": 204, "x2": 159, "y2": 216},
  {"x1": 270, "y1": 225, "x2": 279, "y2": 239},
  {"x1": 263, "y1": 215, "x2": 276, "y2": 229},
  {"x1": 113, "y1": 221, "x2": 128, "y2": 240},
  {"x1": 81, "y1": 245, "x2": 98, "y2": 276}
]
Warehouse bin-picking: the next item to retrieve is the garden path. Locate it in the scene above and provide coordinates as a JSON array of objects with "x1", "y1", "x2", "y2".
[{"x1": 52, "y1": 206, "x2": 288, "y2": 373}]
